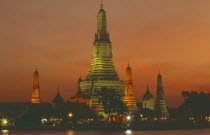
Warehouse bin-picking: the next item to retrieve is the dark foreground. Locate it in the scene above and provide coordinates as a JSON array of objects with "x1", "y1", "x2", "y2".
[{"x1": 1, "y1": 129, "x2": 210, "y2": 135}]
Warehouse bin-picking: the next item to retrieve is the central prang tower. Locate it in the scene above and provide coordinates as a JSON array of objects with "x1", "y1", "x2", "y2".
[{"x1": 80, "y1": 3, "x2": 124, "y2": 112}]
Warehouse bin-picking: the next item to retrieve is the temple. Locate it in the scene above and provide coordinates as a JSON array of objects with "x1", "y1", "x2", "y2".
[
  {"x1": 142, "y1": 85, "x2": 154, "y2": 110},
  {"x1": 31, "y1": 67, "x2": 40, "y2": 103},
  {"x1": 123, "y1": 65, "x2": 137, "y2": 111},
  {"x1": 155, "y1": 73, "x2": 169, "y2": 118},
  {"x1": 79, "y1": 3, "x2": 124, "y2": 113},
  {"x1": 52, "y1": 88, "x2": 64, "y2": 111}
]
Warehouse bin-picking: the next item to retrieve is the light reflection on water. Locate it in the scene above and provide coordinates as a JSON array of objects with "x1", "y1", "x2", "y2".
[
  {"x1": 1, "y1": 130, "x2": 9, "y2": 135},
  {"x1": 67, "y1": 130, "x2": 75, "y2": 135},
  {"x1": 125, "y1": 130, "x2": 132, "y2": 135},
  {"x1": 1, "y1": 129, "x2": 210, "y2": 135}
]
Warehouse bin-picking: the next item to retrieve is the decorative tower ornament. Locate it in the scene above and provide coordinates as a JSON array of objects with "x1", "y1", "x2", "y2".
[
  {"x1": 79, "y1": 3, "x2": 124, "y2": 114},
  {"x1": 101, "y1": 0, "x2": 103, "y2": 9},
  {"x1": 31, "y1": 66, "x2": 40, "y2": 103},
  {"x1": 155, "y1": 73, "x2": 169, "y2": 118},
  {"x1": 123, "y1": 64, "x2": 137, "y2": 111},
  {"x1": 70, "y1": 76, "x2": 89, "y2": 104},
  {"x1": 142, "y1": 84, "x2": 154, "y2": 110}
]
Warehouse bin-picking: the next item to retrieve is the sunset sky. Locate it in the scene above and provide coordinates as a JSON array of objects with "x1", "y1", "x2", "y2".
[{"x1": 0, "y1": 0, "x2": 210, "y2": 108}]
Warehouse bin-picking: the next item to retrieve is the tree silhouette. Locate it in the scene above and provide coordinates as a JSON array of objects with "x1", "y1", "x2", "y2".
[
  {"x1": 181, "y1": 91, "x2": 210, "y2": 120},
  {"x1": 98, "y1": 87, "x2": 127, "y2": 116}
]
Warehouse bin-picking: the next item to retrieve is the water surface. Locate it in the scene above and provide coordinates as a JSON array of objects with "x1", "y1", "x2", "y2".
[{"x1": 1, "y1": 129, "x2": 210, "y2": 135}]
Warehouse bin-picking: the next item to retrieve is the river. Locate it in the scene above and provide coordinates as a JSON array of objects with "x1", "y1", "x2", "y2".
[{"x1": 1, "y1": 129, "x2": 210, "y2": 135}]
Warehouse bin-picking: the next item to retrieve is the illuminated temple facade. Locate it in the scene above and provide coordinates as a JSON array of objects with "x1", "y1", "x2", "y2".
[
  {"x1": 31, "y1": 68, "x2": 40, "y2": 103},
  {"x1": 142, "y1": 85, "x2": 154, "y2": 110},
  {"x1": 80, "y1": 4, "x2": 124, "y2": 112},
  {"x1": 123, "y1": 65, "x2": 137, "y2": 111}
]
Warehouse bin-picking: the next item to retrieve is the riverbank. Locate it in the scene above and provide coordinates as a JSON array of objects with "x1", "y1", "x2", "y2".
[{"x1": 1, "y1": 129, "x2": 210, "y2": 135}]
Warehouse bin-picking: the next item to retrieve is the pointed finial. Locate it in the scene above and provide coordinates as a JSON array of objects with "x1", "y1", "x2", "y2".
[
  {"x1": 101, "y1": 0, "x2": 103, "y2": 9},
  {"x1": 57, "y1": 84, "x2": 60, "y2": 92},
  {"x1": 127, "y1": 63, "x2": 131, "y2": 70},
  {"x1": 127, "y1": 60, "x2": 131, "y2": 67},
  {"x1": 147, "y1": 84, "x2": 149, "y2": 91},
  {"x1": 35, "y1": 65, "x2": 37, "y2": 71},
  {"x1": 158, "y1": 64, "x2": 161, "y2": 74},
  {"x1": 78, "y1": 76, "x2": 82, "y2": 82}
]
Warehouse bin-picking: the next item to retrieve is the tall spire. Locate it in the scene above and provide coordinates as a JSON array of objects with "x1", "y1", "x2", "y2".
[
  {"x1": 157, "y1": 72, "x2": 163, "y2": 90},
  {"x1": 95, "y1": 1, "x2": 109, "y2": 42},
  {"x1": 125, "y1": 64, "x2": 133, "y2": 95},
  {"x1": 81, "y1": 2, "x2": 124, "y2": 112},
  {"x1": 34, "y1": 65, "x2": 38, "y2": 75},
  {"x1": 57, "y1": 85, "x2": 60, "y2": 94},
  {"x1": 124, "y1": 64, "x2": 137, "y2": 111},
  {"x1": 97, "y1": 5, "x2": 106, "y2": 34},
  {"x1": 126, "y1": 64, "x2": 132, "y2": 81},
  {"x1": 101, "y1": 0, "x2": 103, "y2": 9},
  {"x1": 31, "y1": 68, "x2": 40, "y2": 103},
  {"x1": 156, "y1": 73, "x2": 169, "y2": 118}
]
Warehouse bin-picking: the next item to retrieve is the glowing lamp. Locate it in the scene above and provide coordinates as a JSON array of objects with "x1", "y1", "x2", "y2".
[
  {"x1": 127, "y1": 116, "x2": 131, "y2": 120},
  {"x1": 2, "y1": 119, "x2": 8, "y2": 125},
  {"x1": 68, "y1": 113, "x2": 73, "y2": 118}
]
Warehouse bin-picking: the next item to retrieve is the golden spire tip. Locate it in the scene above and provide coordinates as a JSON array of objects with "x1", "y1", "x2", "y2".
[
  {"x1": 101, "y1": 0, "x2": 103, "y2": 9},
  {"x1": 35, "y1": 65, "x2": 37, "y2": 71}
]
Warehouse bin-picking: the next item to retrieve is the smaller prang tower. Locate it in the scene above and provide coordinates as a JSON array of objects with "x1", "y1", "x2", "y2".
[
  {"x1": 142, "y1": 85, "x2": 154, "y2": 110},
  {"x1": 123, "y1": 64, "x2": 137, "y2": 111},
  {"x1": 155, "y1": 73, "x2": 169, "y2": 118},
  {"x1": 31, "y1": 67, "x2": 40, "y2": 103}
]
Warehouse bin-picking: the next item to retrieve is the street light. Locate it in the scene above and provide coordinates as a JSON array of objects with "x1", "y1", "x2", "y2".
[
  {"x1": 3, "y1": 120, "x2": 7, "y2": 124},
  {"x1": 126, "y1": 115, "x2": 132, "y2": 130},
  {"x1": 126, "y1": 115, "x2": 131, "y2": 121},
  {"x1": 2, "y1": 119, "x2": 8, "y2": 126},
  {"x1": 68, "y1": 113, "x2": 73, "y2": 118}
]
